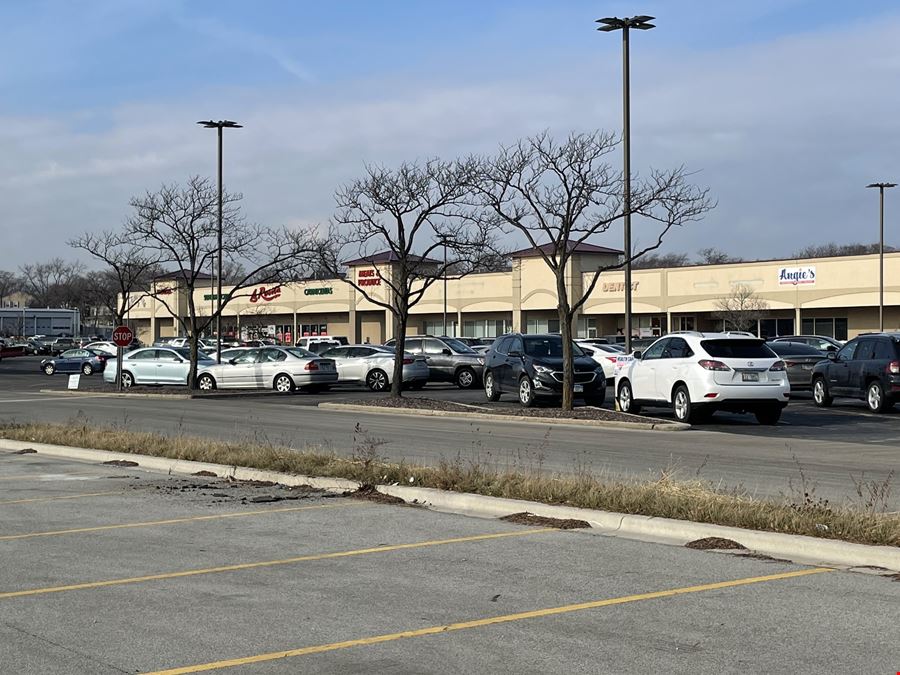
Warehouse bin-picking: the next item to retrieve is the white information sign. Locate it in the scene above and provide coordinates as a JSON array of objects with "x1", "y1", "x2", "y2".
[{"x1": 67, "y1": 374, "x2": 81, "y2": 390}]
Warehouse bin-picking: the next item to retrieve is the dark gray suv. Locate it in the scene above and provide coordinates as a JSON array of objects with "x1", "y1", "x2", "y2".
[{"x1": 384, "y1": 336, "x2": 484, "y2": 388}]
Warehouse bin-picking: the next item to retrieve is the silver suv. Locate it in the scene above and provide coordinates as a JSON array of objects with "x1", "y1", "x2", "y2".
[{"x1": 384, "y1": 335, "x2": 484, "y2": 389}]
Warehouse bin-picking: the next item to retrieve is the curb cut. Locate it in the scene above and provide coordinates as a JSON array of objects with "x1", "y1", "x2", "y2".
[
  {"x1": 3, "y1": 439, "x2": 895, "y2": 571},
  {"x1": 317, "y1": 402, "x2": 689, "y2": 432}
]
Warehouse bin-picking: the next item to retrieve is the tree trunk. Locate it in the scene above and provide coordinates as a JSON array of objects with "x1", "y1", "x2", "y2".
[
  {"x1": 391, "y1": 313, "x2": 407, "y2": 398},
  {"x1": 188, "y1": 332, "x2": 199, "y2": 390},
  {"x1": 556, "y1": 273, "x2": 574, "y2": 411}
]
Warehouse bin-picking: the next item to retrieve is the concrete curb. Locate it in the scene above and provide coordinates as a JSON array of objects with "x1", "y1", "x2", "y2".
[
  {"x1": 3, "y1": 438, "x2": 896, "y2": 571},
  {"x1": 317, "y1": 402, "x2": 689, "y2": 432}
]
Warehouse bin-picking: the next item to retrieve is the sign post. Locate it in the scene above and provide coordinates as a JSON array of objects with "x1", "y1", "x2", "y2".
[{"x1": 112, "y1": 325, "x2": 134, "y2": 392}]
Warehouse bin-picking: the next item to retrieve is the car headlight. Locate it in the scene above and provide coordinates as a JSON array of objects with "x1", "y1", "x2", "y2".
[{"x1": 533, "y1": 364, "x2": 554, "y2": 375}]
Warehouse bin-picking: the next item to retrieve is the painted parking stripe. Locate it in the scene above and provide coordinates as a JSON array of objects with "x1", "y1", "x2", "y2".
[
  {"x1": 0, "y1": 502, "x2": 359, "y2": 542},
  {"x1": 0, "y1": 395, "x2": 109, "y2": 403},
  {"x1": 0, "y1": 473, "x2": 101, "y2": 482},
  {"x1": 147, "y1": 567, "x2": 833, "y2": 675},
  {"x1": 0, "y1": 528, "x2": 554, "y2": 600},
  {"x1": 0, "y1": 490, "x2": 120, "y2": 506}
]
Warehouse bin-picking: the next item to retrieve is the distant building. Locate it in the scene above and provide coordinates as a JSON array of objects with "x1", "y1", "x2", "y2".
[{"x1": 0, "y1": 308, "x2": 81, "y2": 337}]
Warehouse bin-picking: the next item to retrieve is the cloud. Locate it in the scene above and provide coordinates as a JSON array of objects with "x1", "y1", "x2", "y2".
[{"x1": 2, "y1": 11, "x2": 900, "y2": 269}]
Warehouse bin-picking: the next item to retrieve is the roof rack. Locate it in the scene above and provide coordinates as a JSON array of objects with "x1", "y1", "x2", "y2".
[{"x1": 667, "y1": 330, "x2": 705, "y2": 337}]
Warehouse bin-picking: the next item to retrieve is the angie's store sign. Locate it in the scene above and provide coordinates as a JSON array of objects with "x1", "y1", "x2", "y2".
[{"x1": 778, "y1": 266, "x2": 816, "y2": 286}]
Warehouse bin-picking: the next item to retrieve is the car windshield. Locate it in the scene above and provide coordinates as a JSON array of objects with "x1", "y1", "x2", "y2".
[
  {"x1": 285, "y1": 347, "x2": 316, "y2": 359},
  {"x1": 441, "y1": 338, "x2": 477, "y2": 354},
  {"x1": 768, "y1": 342, "x2": 823, "y2": 356},
  {"x1": 523, "y1": 337, "x2": 585, "y2": 358},
  {"x1": 700, "y1": 339, "x2": 775, "y2": 359}
]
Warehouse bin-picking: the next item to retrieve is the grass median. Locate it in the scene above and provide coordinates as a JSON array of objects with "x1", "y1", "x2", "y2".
[{"x1": 1, "y1": 421, "x2": 897, "y2": 548}]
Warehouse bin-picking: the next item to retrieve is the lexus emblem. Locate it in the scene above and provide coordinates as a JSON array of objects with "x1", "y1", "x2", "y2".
[{"x1": 747, "y1": 361, "x2": 754, "y2": 367}]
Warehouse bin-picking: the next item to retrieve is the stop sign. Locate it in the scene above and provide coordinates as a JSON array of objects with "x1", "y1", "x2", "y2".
[{"x1": 112, "y1": 325, "x2": 134, "y2": 347}]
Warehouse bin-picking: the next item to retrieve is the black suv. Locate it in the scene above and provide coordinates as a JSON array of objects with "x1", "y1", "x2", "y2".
[
  {"x1": 482, "y1": 333, "x2": 606, "y2": 407},
  {"x1": 384, "y1": 335, "x2": 484, "y2": 389},
  {"x1": 811, "y1": 332, "x2": 900, "y2": 412}
]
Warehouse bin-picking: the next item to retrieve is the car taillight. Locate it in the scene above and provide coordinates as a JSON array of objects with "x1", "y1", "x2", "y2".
[
  {"x1": 782, "y1": 360, "x2": 796, "y2": 368},
  {"x1": 769, "y1": 360, "x2": 786, "y2": 371},
  {"x1": 698, "y1": 359, "x2": 731, "y2": 371},
  {"x1": 887, "y1": 360, "x2": 900, "y2": 374},
  {"x1": 606, "y1": 356, "x2": 618, "y2": 363},
  {"x1": 304, "y1": 362, "x2": 320, "y2": 371},
  {"x1": 402, "y1": 358, "x2": 414, "y2": 365}
]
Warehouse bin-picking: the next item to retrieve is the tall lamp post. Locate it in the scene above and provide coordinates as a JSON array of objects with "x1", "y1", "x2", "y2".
[
  {"x1": 597, "y1": 15, "x2": 655, "y2": 354},
  {"x1": 197, "y1": 119, "x2": 242, "y2": 362},
  {"x1": 866, "y1": 182, "x2": 896, "y2": 332}
]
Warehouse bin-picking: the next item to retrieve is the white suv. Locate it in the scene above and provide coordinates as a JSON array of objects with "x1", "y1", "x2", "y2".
[{"x1": 614, "y1": 332, "x2": 789, "y2": 424}]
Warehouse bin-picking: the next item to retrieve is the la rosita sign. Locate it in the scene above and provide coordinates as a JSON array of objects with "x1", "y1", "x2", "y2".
[
  {"x1": 778, "y1": 266, "x2": 816, "y2": 286},
  {"x1": 250, "y1": 286, "x2": 282, "y2": 303}
]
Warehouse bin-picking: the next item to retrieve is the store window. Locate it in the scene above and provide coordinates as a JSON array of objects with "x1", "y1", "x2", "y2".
[
  {"x1": 759, "y1": 318, "x2": 794, "y2": 339},
  {"x1": 526, "y1": 317, "x2": 560, "y2": 334},
  {"x1": 576, "y1": 316, "x2": 597, "y2": 338},
  {"x1": 678, "y1": 316, "x2": 695, "y2": 332},
  {"x1": 300, "y1": 323, "x2": 327, "y2": 337},
  {"x1": 423, "y1": 319, "x2": 458, "y2": 336},
  {"x1": 800, "y1": 318, "x2": 848, "y2": 341}
]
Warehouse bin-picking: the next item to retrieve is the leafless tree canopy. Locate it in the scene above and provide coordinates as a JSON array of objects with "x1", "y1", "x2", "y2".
[
  {"x1": 326, "y1": 159, "x2": 502, "y2": 396},
  {"x1": 697, "y1": 247, "x2": 741, "y2": 265},
  {"x1": 473, "y1": 131, "x2": 713, "y2": 409},
  {"x1": 18, "y1": 258, "x2": 86, "y2": 308},
  {"x1": 714, "y1": 284, "x2": 769, "y2": 332},
  {"x1": 0, "y1": 270, "x2": 20, "y2": 306},
  {"x1": 124, "y1": 176, "x2": 322, "y2": 387},
  {"x1": 632, "y1": 252, "x2": 692, "y2": 269},
  {"x1": 792, "y1": 242, "x2": 895, "y2": 258}
]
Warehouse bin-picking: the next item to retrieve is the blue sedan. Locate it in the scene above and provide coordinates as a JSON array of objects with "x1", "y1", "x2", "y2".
[
  {"x1": 41, "y1": 349, "x2": 109, "y2": 376},
  {"x1": 103, "y1": 347, "x2": 215, "y2": 387}
]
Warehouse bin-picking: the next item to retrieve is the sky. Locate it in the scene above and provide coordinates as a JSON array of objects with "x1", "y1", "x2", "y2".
[{"x1": 2, "y1": 0, "x2": 900, "y2": 270}]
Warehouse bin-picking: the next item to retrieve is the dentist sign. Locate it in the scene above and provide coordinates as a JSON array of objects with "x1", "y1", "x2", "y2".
[{"x1": 778, "y1": 266, "x2": 816, "y2": 286}]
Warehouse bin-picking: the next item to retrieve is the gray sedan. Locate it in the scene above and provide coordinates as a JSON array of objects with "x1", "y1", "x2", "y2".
[
  {"x1": 196, "y1": 346, "x2": 337, "y2": 393},
  {"x1": 102, "y1": 347, "x2": 214, "y2": 387},
  {"x1": 321, "y1": 345, "x2": 429, "y2": 391},
  {"x1": 767, "y1": 341, "x2": 826, "y2": 391}
]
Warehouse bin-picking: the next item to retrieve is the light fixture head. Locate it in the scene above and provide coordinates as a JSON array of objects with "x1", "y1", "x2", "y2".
[{"x1": 867, "y1": 182, "x2": 897, "y2": 189}]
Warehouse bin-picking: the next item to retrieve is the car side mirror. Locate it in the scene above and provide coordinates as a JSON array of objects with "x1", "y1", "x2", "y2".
[
  {"x1": 827, "y1": 352, "x2": 837, "y2": 361},
  {"x1": 826, "y1": 345, "x2": 837, "y2": 352},
  {"x1": 441, "y1": 348, "x2": 452, "y2": 356},
  {"x1": 508, "y1": 350, "x2": 522, "y2": 358},
  {"x1": 633, "y1": 350, "x2": 643, "y2": 360}
]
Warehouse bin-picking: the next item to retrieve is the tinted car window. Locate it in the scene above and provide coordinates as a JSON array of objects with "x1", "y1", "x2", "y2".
[
  {"x1": 259, "y1": 348, "x2": 287, "y2": 362},
  {"x1": 322, "y1": 347, "x2": 350, "y2": 358},
  {"x1": 129, "y1": 349, "x2": 158, "y2": 360},
  {"x1": 640, "y1": 339, "x2": 668, "y2": 360},
  {"x1": 700, "y1": 339, "x2": 774, "y2": 359},
  {"x1": 350, "y1": 347, "x2": 375, "y2": 358},
  {"x1": 854, "y1": 340, "x2": 876, "y2": 361},
  {"x1": 509, "y1": 337, "x2": 524, "y2": 355},
  {"x1": 873, "y1": 340, "x2": 895, "y2": 360},
  {"x1": 285, "y1": 347, "x2": 316, "y2": 359},
  {"x1": 522, "y1": 337, "x2": 582, "y2": 358},
  {"x1": 404, "y1": 339, "x2": 422, "y2": 354},
  {"x1": 441, "y1": 338, "x2": 476, "y2": 354},
  {"x1": 423, "y1": 339, "x2": 447, "y2": 355},
  {"x1": 665, "y1": 338, "x2": 693, "y2": 359},
  {"x1": 836, "y1": 340, "x2": 857, "y2": 361},
  {"x1": 768, "y1": 342, "x2": 823, "y2": 356},
  {"x1": 234, "y1": 350, "x2": 260, "y2": 364},
  {"x1": 494, "y1": 337, "x2": 512, "y2": 354}
]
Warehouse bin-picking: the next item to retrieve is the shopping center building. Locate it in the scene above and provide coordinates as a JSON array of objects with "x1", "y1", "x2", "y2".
[{"x1": 123, "y1": 244, "x2": 900, "y2": 346}]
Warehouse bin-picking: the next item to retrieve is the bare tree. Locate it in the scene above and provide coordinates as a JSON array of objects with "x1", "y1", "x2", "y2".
[
  {"x1": 474, "y1": 131, "x2": 713, "y2": 410},
  {"x1": 696, "y1": 247, "x2": 740, "y2": 265},
  {"x1": 714, "y1": 284, "x2": 768, "y2": 333},
  {"x1": 325, "y1": 159, "x2": 500, "y2": 397},
  {"x1": 792, "y1": 242, "x2": 894, "y2": 258},
  {"x1": 632, "y1": 252, "x2": 691, "y2": 269},
  {"x1": 69, "y1": 230, "x2": 163, "y2": 327},
  {"x1": 125, "y1": 176, "x2": 322, "y2": 389},
  {"x1": 18, "y1": 258, "x2": 86, "y2": 308},
  {"x1": 0, "y1": 271, "x2": 20, "y2": 307}
]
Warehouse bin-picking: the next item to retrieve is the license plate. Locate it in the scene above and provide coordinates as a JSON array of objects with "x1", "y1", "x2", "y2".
[
  {"x1": 742, "y1": 372, "x2": 759, "y2": 382},
  {"x1": 574, "y1": 384, "x2": 584, "y2": 393},
  {"x1": 320, "y1": 363, "x2": 332, "y2": 370}
]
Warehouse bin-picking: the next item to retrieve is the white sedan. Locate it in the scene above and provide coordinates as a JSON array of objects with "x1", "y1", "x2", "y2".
[
  {"x1": 196, "y1": 346, "x2": 337, "y2": 393},
  {"x1": 576, "y1": 341, "x2": 621, "y2": 383},
  {"x1": 84, "y1": 341, "x2": 119, "y2": 356},
  {"x1": 102, "y1": 347, "x2": 215, "y2": 387}
]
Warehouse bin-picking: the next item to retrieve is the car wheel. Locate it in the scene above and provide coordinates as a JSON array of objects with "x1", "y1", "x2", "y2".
[
  {"x1": 672, "y1": 385, "x2": 695, "y2": 424},
  {"x1": 812, "y1": 377, "x2": 833, "y2": 407},
  {"x1": 617, "y1": 380, "x2": 640, "y2": 414},
  {"x1": 866, "y1": 380, "x2": 889, "y2": 413},
  {"x1": 43, "y1": 364, "x2": 55, "y2": 376},
  {"x1": 197, "y1": 374, "x2": 216, "y2": 391},
  {"x1": 754, "y1": 405, "x2": 782, "y2": 425},
  {"x1": 121, "y1": 371, "x2": 134, "y2": 388},
  {"x1": 366, "y1": 369, "x2": 388, "y2": 392},
  {"x1": 518, "y1": 376, "x2": 535, "y2": 408},
  {"x1": 456, "y1": 367, "x2": 477, "y2": 389},
  {"x1": 273, "y1": 373, "x2": 295, "y2": 394},
  {"x1": 81, "y1": 364, "x2": 93, "y2": 376},
  {"x1": 484, "y1": 370, "x2": 501, "y2": 402}
]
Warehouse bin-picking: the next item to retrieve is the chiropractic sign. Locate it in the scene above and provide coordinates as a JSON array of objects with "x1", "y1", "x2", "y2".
[{"x1": 778, "y1": 266, "x2": 816, "y2": 286}]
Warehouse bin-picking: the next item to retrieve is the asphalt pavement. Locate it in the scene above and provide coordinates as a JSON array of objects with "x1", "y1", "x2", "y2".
[
  {"x1": 1, "y1": 452, "x2": 896, "y2": 674},
  {"x1": 1, "y1": 356, "x2": 899, "y2": 507}
]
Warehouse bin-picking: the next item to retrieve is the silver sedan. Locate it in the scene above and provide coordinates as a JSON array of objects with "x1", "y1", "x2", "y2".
[
  {"x1": 320, "y1": 344, "x2": 429, "y2": 391},
  {"x1": 196, "y1": 346, "x2": 337, "y2": 393}
]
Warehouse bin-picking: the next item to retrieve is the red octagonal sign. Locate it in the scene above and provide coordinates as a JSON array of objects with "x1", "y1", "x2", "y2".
[{"x1": 112, "y1": 325, "x2": 134, "y2": 348}]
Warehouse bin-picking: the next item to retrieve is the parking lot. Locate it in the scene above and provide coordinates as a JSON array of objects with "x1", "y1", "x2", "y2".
[{"x1": 1, "y1": 451, "x2": 896, "y2": 673}]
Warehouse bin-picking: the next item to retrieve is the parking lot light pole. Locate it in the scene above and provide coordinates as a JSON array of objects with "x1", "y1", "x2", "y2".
[
  {"x1": 198, "y1": 119, "x2": 242, "y2": 363},
  {"x1": 443, "y1": 239, "x2": 448, "y2": 336},
  {"x1": 866, "y1": 182, "x2": 896, "y2": 332},
  {"x1": 597, "y1": 15, "x2": 655, "y2": 354}
]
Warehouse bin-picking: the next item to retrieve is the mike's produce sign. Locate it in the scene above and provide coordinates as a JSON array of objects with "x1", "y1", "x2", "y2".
[{"x1": 778, "y1": 266, "x2": 816, "y2": 286}]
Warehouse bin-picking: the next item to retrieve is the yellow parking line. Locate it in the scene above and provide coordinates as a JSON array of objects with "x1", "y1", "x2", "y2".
[
  {"x1": 0, "y1": 490, "x2": 120, "y2": 506},
  {"x1": 0, "y1": 528, "x2": 554, "y2": 600},
  {"x1": 147, "y1": 567, "x2": 833, "y2": 675},
  {"x1": 0, "y1": 502, "x2": 358, "y2": 542}
]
